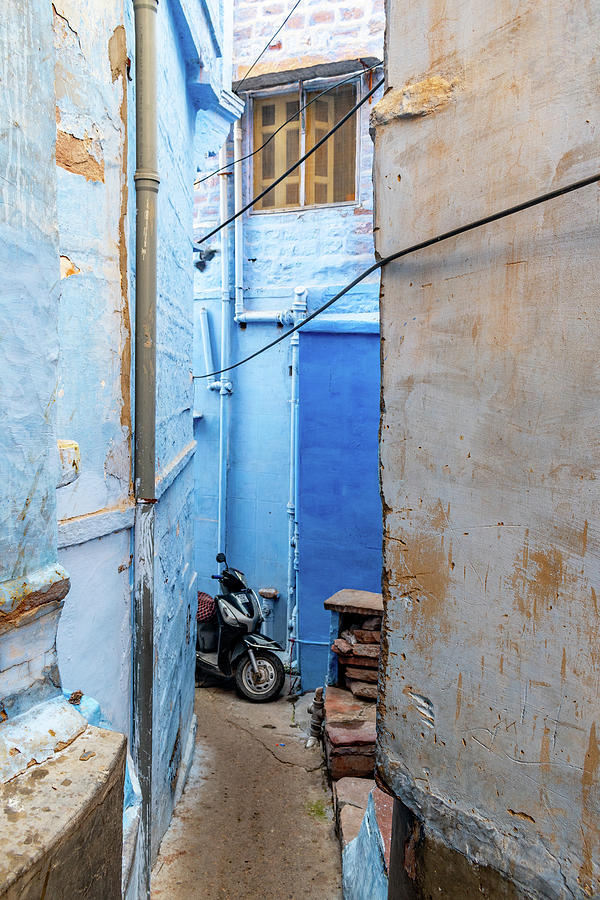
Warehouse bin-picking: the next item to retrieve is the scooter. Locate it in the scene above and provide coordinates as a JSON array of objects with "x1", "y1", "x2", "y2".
[{"x1": 195, "y1": 553, "x2": 285, "y2": 702}]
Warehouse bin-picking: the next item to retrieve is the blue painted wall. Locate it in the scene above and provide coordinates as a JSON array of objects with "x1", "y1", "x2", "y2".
[
  {"x1": 297, "y1": 330, "x2": 382, "y2": 689},
  {"x1": 0, "y1": 0, "x2": 60, "y2": 587}
]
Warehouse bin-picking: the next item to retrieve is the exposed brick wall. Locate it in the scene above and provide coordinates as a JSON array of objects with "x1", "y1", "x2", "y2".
[{"x1": 233, "y1": 0, "x2": 384, "y2": 80}]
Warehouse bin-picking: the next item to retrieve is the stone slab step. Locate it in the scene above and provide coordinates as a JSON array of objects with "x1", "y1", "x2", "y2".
[
  {"x1": 333, "y1": 776, "x2": 374, "y2": 819},
  {"x1": 325, "y1": 721, "x2": 377, "y2": 748},
  {"x1": 345, "y1": 666, "x2": 378, "y2": 683},
  {"x1": 324, "y1": 686, "x2": 376, "y2": 724},
  {"x1": 336, "y1": 654, "x2": 379, "y2": 669},
  {"x1": 348, "y1": 679, "x2": 377, "y2": 700},
  {"x1": 324, "y1": 590, "x2": 383, "y2": 616}
]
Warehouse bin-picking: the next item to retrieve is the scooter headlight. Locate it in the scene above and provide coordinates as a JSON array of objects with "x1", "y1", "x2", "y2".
[{"x1": 219, "y1": 601, "x2": 240, "y2": 625}]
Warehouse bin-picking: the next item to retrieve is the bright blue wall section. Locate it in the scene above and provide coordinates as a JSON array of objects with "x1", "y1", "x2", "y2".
[{"x1": 297, "y1": 330, "x2": 382, "y2": 690}]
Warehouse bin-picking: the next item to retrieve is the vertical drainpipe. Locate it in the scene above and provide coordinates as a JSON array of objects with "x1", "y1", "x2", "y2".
[
  {"x1": 217, "y1": 142, "x2": 232, "y2": 556},
  {"x1": 133, "y1": 0, "x2": 159, "y2": 895},
  {"x1": 233, "y1": 120, "x2": 244, "y2": 319},
  {"x1": 288, "y1": 286, "x2": 307, "y2": 670}
]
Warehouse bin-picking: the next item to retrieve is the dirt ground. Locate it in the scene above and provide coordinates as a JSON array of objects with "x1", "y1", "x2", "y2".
[{"x1": 151, "y1": 681, "x2": 342, "y2": 899}]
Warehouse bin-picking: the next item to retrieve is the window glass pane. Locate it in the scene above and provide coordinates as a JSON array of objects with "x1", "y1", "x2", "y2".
[
  {"x1": 305, "y1": 83, "x2": 356, "y2": 205},
  {"x1": 262, "y1": 104, "x2": 275, "y2": 127},
  {"x1": 262, "y1": 136, "x2": 274, "y2": 180},
  {"x1": 253, "y1": 93, "x2": 300, "y2": 211}
]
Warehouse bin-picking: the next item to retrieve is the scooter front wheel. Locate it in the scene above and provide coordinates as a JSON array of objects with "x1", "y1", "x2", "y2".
[{"x1": 234, "y1": 650, "x2": 285, "y2": 703}]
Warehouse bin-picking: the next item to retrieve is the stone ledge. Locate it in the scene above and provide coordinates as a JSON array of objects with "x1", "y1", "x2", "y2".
[
  {"x1": 0, "y1": 725, "x2": 126, "y2": 899},
  {"x1": 324, "y1": 589, "x2": 383, "y2": 616},
  {"x1": 0, "y1": 565, "x2": 70, "y2": 620}
]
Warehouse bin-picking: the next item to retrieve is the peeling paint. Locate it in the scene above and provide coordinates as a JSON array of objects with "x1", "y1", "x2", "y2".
[
  {"x1": 55, "y1": 129, "x2": 105, "y2": 182},
  {"x1": 59, "y1": 255, "x2": 80, "y2": 278},
  {"x1": 108, "y1": 24, "x2": 132, "y2": 444},
  {"x1": 370, "y1": 76, "x2": 458, "y2": 127}
]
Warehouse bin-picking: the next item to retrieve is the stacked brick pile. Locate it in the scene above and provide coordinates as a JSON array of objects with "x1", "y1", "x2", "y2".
[
  {"x1": 324, "y1": 686, "x2": 377, "y2": 779},
  {"x1": 331, "y1": 614, "x2": 381, "y2": 700},
  {"x1": 322, "y1": 590, "x2": 383, "y2": 779}
]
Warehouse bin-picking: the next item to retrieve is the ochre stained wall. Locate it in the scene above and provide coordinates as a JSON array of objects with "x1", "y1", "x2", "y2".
[{"x1": 374, "y1": 2, "x2": 600, "y2": 897}]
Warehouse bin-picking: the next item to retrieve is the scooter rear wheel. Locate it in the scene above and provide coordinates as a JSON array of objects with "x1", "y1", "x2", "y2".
[{"x1": 235, "y1": 650, "x2": 285, "y2": 703}]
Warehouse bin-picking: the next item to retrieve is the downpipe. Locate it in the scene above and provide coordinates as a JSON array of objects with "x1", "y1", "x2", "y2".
[
  {"x1": 133, "y1": 0, "x2": 159, "y2": 895},
  {"x1": 217, "y1": 143, "x2": 233, "y2": 557},
  {"x1": 287, "y1": 286, "x2": 307, "y2": 671}
]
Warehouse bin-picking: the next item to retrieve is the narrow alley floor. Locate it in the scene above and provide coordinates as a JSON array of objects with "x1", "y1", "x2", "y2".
[{"x1": 151, "y1": 682, "x2": 342, "y2": 899}]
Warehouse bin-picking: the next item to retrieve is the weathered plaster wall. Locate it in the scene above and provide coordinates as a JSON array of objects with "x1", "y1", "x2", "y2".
[
  {"x1": 375, "y1": 2, "x2": 600, "y2": 897},
  {"x1": 52, "y1": 0, "x2": 135, "y2": 742},
  {"x1": 0, "y1": 0, "x2": 61, "y2": 585},
  {"x1": 193, "y1": 2, "x2": 384, "y2": 674}
]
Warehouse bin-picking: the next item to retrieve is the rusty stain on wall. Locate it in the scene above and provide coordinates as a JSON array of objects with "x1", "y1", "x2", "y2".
[
  {"x1": 579, "y1": 723, "x2": 599, "y2": 896},
  {"x1": 108, "y1": 26, "x2": 132, "y2": 453},
  {"x1": 55, "y1": 130, "x2": 104, "y2": 182}
]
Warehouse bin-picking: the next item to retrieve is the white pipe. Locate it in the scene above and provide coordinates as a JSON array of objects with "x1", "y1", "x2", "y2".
[
  {"x1": 198, "y1": 307, "x2": 215, "y2": 384},
  {"x1": 233, "y1": 120, "x2": 244, "y2": 319},
  {"x1": 217, "y1": 145, "x2": 232, "y2": 557},
  {"x1": 287, "y1": 286, "x2": 307, "y2": 668},
  {"x1": 236, "y1": 309, "x2": 294, "y2": 325}
]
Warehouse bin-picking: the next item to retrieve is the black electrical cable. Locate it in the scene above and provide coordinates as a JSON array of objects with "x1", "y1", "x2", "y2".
[
  {"x1": 194, "y1": 63, "x2": 382, "y2": 187},
  {"x1": 196, "y1": 77, "x2": 385, "y2": 245},
  {"x1": 199, "y1": 170, "x2": 600, "y2": 379},
  {"x1": 236, "y1": 0, "x2": 304, "y2": 92}
]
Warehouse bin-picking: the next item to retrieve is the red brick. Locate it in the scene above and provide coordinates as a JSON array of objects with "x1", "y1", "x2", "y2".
[
  {"x1": 325, "y1": 686, "x2": 376, "y2": 723},
  {"x1": 351, "y1": 628, "x2": 380, "y2": 643},
  {"x1": 327, "y1": 751, "x2": 374, "y2": 780},
  {"x1": 236, "y1": 6, "x2": 257, "y2": 20},
  {"x1": 235, "y1": 25, "x2": 253, "y2": 41},
  {"x1": 354, "y1": 643, "x2": 380, "y2": 658},
  {"x1": 336, "y1": 654, "x2": 378, "y2": 669},
  {"x1": 348, "y1": 680, "x2": 378, "y2": 700},
  {"x1": 334, "y1": 776, "x2": 374, "y2": 814},
  {"x1": 326, "y1": 721, "x2": 377, "y2": 747},
  {"x1": 287, "y1": 13, "x2": 304, "y2": 28},
  {"x1": 310, "y1": 9, "x2": 334, "y2": 23},
  {"x1": 339, "y1": 804, "x2": 364, "y2": 846},
  {"x1": 341, "y1": 7, "x2": 364, "y2": 19},
  {"x1": 345, "y1": 665, "x2": 378, "y2": 683},
  {"x1": 373, "y1": 788, "x2": 394, "y2": 870},
  {"x1": 268, "y1": 39, "x2": 282, "y2": 50}
]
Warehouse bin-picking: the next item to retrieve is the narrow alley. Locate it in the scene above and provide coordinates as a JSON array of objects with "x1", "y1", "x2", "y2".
[{"x1": 152, "y1": 684, "x2": 342, "y2": 899}]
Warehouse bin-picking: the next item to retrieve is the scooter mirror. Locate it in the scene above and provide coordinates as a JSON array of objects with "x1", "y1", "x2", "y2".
[{"x1": 216, "y1": 552, "x2": 226, "y2": 564}]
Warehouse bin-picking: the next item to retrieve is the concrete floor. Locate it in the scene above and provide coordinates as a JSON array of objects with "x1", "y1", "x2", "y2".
[{"x1": 152, "y1": 681, "x2": 342, "y2": 899}]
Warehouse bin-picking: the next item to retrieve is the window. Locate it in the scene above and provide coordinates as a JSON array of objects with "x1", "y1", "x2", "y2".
[{"x1": 252, "y1": 82, "x2": 357, "y2": 212}]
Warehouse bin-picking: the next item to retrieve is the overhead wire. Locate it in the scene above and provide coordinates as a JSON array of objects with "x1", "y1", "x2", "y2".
[
  {"x1": 198, "y1": 170, "x2": 600, "y2": 379},
  {"x1": 196, "y1": 76, "x2": 385, "y2": 244},
  {"x1": 193, "y1": 62, "x2": 383, "y2": 187},
  {"x1": 236, "y1": 0, "x2": 304, "y2": 92}
]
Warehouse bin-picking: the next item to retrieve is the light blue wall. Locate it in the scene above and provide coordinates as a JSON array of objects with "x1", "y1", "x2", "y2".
[
  {"x1": 152, "y1": 0, "x2": 239, "y2": 856},
  {"x1": 0, "y1": 0, "x2": 60, "y2": 587},
  {"x1": 53, "y1": 0, "x2": 135, "y2": 742},
  {"x1": 297, "y1": 329, "x2": 382, "y2": 689}
]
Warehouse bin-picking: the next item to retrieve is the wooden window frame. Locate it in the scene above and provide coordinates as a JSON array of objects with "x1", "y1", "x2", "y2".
[{"x1": 245, "y1": 75, "x2": 363, "y2": 216}]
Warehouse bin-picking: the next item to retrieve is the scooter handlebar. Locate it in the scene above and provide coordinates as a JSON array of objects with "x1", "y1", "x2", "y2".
[{"x1": 211, "y1": 574, "x2": 224, "y2": 580}]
